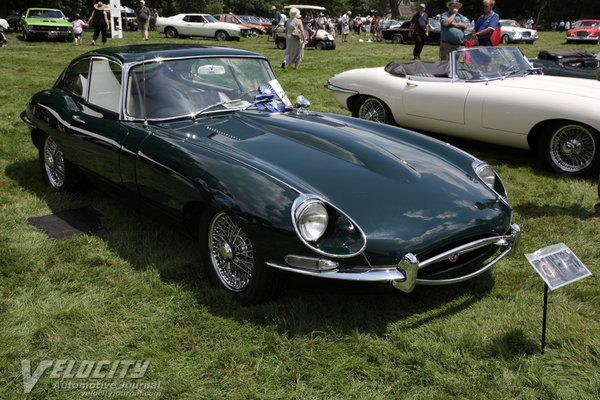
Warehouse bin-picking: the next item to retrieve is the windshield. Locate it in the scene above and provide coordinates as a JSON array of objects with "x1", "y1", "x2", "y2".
[
  {"x1": 574, "y1": 20, "x2": 600, "y2": 27},
  {"x1": 453, "y1": 46, "x2": 533, "y2": 81},
  {"x1": 126, "y1": 57, "x2": 280, "y2": 120},
  {"x1": 500, "y1": 20, "x2": 518, "y2": 27},
  {"x1": 28, "y1": 9, "x2": 65, "y2": 19},
  {"x1": 429, "y1": 20, "x2": 441, "y2": 30}
]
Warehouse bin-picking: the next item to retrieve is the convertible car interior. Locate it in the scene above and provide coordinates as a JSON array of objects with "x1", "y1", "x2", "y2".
[
  {"x1": 385, "y1": 60, "x2": 451, "y2": 80},
  {"x1": 537, "y1": 49, "x2": 597, "y2": 67}
]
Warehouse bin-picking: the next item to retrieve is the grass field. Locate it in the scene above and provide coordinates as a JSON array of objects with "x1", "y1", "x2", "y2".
[{"x1": 1, "y1": 29, "x2": 599, "y2": 399}]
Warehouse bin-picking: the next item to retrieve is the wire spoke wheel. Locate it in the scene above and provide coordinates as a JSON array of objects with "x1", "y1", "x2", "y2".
[
  {"x1": 43, "y1": 136, "x2": 66, "y2": 188},
  {"x1": 357, "y1": 97, "x2": 388, "y2": 123},
  {"x1": 208, "y1": 212, "x2": 254, "y2": 292},
  {"x1": 548, "y1": 124, "x2": 596, "y2": 174}
]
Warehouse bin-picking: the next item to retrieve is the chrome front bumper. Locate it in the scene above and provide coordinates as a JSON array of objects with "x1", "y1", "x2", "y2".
[{"x1": 266, "y1": 223, "x2": 520, "y2": 293}]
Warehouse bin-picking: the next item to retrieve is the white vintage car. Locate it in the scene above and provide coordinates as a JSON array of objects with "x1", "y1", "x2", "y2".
[
  {"x1": 498, "y1": 19, "x2": 538, "y2": 44},
  {"x1": 156, "y1": 13, "x2": 250, "y2": 41},
  {"x1": 326, "y1": 46, "x2": 600, "y2": 177}
]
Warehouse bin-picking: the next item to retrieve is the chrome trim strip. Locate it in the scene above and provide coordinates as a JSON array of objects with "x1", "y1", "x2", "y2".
[
  {"x1": 417, "y1": 223, "x2": 520, "y2": 269},
  {"x1": 324, "y1": 83, "x2": 359, "y2": 94},
  {"x1": 266, "y1": 261, "x2": 407, "y2": 282},
  {"x1": 20, "y1": 110, "x2": 36, "y2": 128}
]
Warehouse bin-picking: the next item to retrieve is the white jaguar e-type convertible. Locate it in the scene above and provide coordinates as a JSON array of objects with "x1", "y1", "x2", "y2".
[{"x1": 327, "y1": 46, "x2": 600, "y2": 177}]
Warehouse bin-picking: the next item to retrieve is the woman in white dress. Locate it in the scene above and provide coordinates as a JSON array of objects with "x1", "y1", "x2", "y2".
[{"x1": 282, "y1": 7, "x2": 305, "y2": 70}]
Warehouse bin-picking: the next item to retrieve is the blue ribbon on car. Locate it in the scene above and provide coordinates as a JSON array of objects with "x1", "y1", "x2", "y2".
[{"x1": 254, "y1": 84, "x2": 284, "y2": 113}]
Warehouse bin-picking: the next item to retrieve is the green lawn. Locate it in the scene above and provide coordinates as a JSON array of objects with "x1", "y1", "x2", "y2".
[{"x1": 1, "y1": 29, "x2": 599, "y2": 399}]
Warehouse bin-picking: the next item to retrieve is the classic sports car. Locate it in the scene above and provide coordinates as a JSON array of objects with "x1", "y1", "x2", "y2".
[
  {"x1": 21, "y1": 44, "x2": 518, "y2": 303},
  {"x1": 155, "y1": 14, "x2": 249, "y2": 40},
  {"x1": 213, "y1": 13, "x2": 267, "y2": 37},
  {"x1": 381, "y1": 19, "x2": 441, "y2": 45},
  {"x1": 327, "y1": 46, "x2": 600, "y2": 177},
  {"x1": 20, "y1": 8, "x2": 74, "y2": 42},
  {"x1": 529, "y1": 49, "x2": 598, "y2": 79},
  {"x1": 566, "y1": 19, "x2": 600, "y2": 44},
  {"x1": 498, "y1": 19, "x2": 538, "y2": 44}
]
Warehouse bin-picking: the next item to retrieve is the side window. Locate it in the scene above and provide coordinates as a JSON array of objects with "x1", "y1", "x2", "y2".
[
  {"x1": 88, "y1": 59, "x2": 122, "y2": 113},
  {"x1": 63, "y1": 59, "x2": 91, "y2": 99}
]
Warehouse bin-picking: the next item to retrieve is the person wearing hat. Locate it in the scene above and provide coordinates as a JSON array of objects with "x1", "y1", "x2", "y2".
[
  {"x1": 136, "y1": 0, "x2": 152, "y2": 40},
  {"x1": 281, "y1": 7, "x2": 305, "y2": 70},
  {"x1": 87, "y1": 2, "x2": 109, "y2": 46},
  {"x1": 440, "y1": 1, "x2": 468, "y2": 60},
  {"x1": 473, "y1": 0, "x2": 499, "y2": 46},
  {"x1": 269, "y1": 6, "x2": 281, "y2": 41},
  {"x1": 409, "y1": 4, "x2": 429, "y2": 60}
]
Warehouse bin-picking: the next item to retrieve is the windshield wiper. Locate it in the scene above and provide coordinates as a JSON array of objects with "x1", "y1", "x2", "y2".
[{"x1": 192, "y1": 99, "x2": 250, "y2": 119}]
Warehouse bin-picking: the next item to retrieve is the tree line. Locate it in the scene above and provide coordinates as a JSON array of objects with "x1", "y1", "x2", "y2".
[{"x1": 4, "y1": 0, "x2": 599, "y2": 27}]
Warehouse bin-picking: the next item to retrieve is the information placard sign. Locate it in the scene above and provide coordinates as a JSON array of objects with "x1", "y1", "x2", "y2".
[{"x1": 525, "y1": 243, "x2": 591, "y2": 290}]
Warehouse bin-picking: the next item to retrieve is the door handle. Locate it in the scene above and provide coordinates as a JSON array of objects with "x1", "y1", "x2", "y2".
[
  {"x1": 72, "y1": 115, "x2": 85, "y2": 124},
  {"x1": 406, "y1": 81, "x2": 419, "y2": 87}
]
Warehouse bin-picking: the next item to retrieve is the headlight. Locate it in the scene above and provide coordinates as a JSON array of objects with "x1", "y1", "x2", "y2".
[
  {"x1": 294, "y1": 199, "x2": 328, "y2": 242},
  {"x1": 473, "y1": 161, "x2": 496, "y2": 189}
]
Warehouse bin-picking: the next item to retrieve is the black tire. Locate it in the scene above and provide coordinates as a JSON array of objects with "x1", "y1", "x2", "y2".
[
  {"x1": 315, "y1": 41, "x2": 325, "y2": 50},
  {"x1": 199, "y1": 208, "x2": 275, "y2": 304},
  {"x1": 501, "y1": 34, "x2": 510, "y2": 44},
  {"x1": 38, "y1": 132, "x2": 76, "y2": 191},
  {"x1": 250, "y1": 29, "x2": 261, "y2": 38},
  {"x1": 164, "y1": 27, "x2": 178, "y2": 38},
  {"x1": 276, "y1": 38, "x2": 286, "y2": 49},
  {"x1": 215, "y1": 30, "x2": 229, "y2": 41},
  {"x1": 353, "y1": 96, "x2": 393, "y2": 125},
  {"x1": 391, "y1": 34, "x2": 403, "y2": 44},
  {"x1": 537, "y1": 122, "x2": 600, "y2": 177}
]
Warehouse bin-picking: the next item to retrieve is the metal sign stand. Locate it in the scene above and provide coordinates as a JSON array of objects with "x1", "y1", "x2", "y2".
[
  {"x1": 525, "y1": 243, "x2": 592, "y2": 356},
  {"x1": 541, "y1": 283, "x2": 548, "y2": 354}
]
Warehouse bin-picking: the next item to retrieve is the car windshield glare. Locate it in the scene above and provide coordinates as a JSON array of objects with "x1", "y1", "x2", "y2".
[
  {"x1": 30, "y1": 10, "x2": 65, "y2": 19},
  {"x1": 203, "y1": 15, "x2": 218, "y2": 23},
  {"x1": 453, "y1": 47, "x2": 533, "y2": 81},
  {"x1": 126, "y1": 57, "x2": 278, "y2": 120}
]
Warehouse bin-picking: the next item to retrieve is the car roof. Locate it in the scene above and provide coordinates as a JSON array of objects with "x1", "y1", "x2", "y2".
[{"x1": 79, "y1": 44, "x2": 265, "y2": 64}]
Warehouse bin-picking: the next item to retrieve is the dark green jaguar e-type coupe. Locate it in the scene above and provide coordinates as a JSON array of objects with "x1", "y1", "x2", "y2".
[{"x1": 21, "y1": 44, "x2": 519, "y2": 303}]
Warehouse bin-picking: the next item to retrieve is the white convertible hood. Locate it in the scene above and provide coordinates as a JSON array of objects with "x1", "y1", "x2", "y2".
[{"x1": 491, "y1": 75, "x2": 600, "y2": 100}]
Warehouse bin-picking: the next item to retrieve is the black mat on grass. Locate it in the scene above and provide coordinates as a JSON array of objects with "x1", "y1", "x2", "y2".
[{"x1": 26, "y1": 206, "x2": 106, "y2": 240}]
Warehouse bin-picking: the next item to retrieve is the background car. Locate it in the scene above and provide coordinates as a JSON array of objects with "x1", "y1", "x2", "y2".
[
  {"x1": 529, "y1": 49, "x2": 598, "y2": 79},
  {"x1": 327, "y1": 46, "x2": 600, "y2": 177},
  {"x1": 155, "y1": 13, "x2": 249, "y2": 40},
  {"x1": 381, "y1": 19, "x2": 441, "y2": 45},
  {"x1": 498, "y1": 19, "x2": 538, "y2": 44},
  {"x1": 566, "y1": 19, "x2": 600, "y2": 44},
  {"x1": 20, "y1": 44, "x2": 518, "y2": 304},
  {"x1": 19, "y1": 8, "x2": 73, "y2": 42},
  {"x1": 213, "y1": 13, "x2": 266, "y2": 37}
]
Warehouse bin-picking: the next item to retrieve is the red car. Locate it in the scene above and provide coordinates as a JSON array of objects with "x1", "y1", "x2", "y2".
[{"x1": 566, "y1": 19, "x2": 600, "y2": 44}]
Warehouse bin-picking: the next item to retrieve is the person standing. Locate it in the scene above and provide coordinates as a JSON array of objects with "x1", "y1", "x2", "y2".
[
  {"x1": 440, "y1": 1, "x2": 468, "y2": 60},
  {"x1": 72, "y1": 13, "x2": 87, "y2": 45},
  {"x1": 87, "y1": 2, "x2": 109, "y2": 46},
  {"x1": 409, "y1": 4, "x2": 429, "y2": 60},
  {"x1": 268, "y1": 6, "x2": 281, "y2": 41},
  {"x1": 473, "y1": 0, "x2": 499, "y2": 46},
  {"x1": 281, "y1": 7, "x2": 305, "y2": 70},
  {"x1": 136, "y1": 0, "x2": 151, "y2": 41},
  {"x1": 341, "y1": 11, "x2": 350, "y2": 42}
]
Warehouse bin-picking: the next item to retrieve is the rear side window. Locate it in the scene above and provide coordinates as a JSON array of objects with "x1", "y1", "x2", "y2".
[
  {"x1": 63, "y1": 59, "x2": 91, "y2": 99},
  {"x1": 88, "y1": 59, "x2": 122, "y2": 113}
]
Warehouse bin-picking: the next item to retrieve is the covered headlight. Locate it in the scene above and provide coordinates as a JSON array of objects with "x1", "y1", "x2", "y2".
[
  {"x1": 473, "y1": 161, "x2": 496, "y2": 188},
  {"x1": 294, "y1": 199, "x2": 328, "y2": 242},
  {"x1": 291, "y1": 194, "x2": 367, "y2": 257}
]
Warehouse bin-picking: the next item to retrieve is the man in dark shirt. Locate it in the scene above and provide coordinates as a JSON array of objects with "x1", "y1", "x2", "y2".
[{"x1": 409, "y1": 4, "x2": 429, "y2": 60}]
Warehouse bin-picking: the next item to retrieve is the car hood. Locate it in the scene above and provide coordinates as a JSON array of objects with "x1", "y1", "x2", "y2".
[
  {"x1": 490, "y1": 74, "x2": 600, "y2": 99},
  {"x1": 152, "y1": 111, "x2": 512, "y2": 258}
]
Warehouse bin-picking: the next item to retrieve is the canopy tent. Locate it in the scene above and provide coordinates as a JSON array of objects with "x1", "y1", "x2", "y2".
[
  {"x1": 284, "y1": 5, "x2": 326, "y2": 11},
  {"x1": 105, "y1": 6, "x2": 135, "y2": 14}
]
